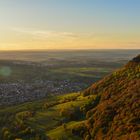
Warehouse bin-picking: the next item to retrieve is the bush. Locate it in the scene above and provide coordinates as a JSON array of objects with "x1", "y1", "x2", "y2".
[
  {"x1": 80, "y1": 95, "x2": 100, "y2": 114},
  {"x1": 60, "y1": 106, "x2": 82, "y2": 121},
  {"x1": 71, "y1": 123, "x2": 87, "y2": 137}
]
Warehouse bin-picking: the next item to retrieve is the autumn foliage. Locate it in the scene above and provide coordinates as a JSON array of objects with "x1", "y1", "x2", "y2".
[{"x1": 81, "y1": 55, "x2": 140, "y2": 140}]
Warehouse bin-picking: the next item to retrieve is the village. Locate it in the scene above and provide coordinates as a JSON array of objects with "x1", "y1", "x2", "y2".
[{"x1": 0, "y1": 80, "x2": 84, "y2": 105}]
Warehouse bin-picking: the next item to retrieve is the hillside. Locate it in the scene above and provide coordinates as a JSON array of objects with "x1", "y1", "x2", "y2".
[
  {"x1": 0, "y1": 55, "x2": 139, "y2": 140},
  {"x1": 81, "y1": 54, "x2": 140, "y2": 140}
]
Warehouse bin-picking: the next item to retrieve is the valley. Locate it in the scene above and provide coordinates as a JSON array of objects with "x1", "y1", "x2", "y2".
[
  {"x1": 0, "y1": 50, "x2": 138, "y2": 105},
  {"x1": 0, "y1": 51, "x2": 139, "y2": 140}
]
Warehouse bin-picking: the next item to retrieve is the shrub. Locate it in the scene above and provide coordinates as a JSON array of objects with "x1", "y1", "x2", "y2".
[
  {"x1": 71, "y1": 123, "x2": 87, "y2": 137},
  {"x1": 60, "y1": 106, "x2": 82, "y2": 121}
]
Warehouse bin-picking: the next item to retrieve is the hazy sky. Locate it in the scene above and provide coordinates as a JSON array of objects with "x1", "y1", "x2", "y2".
[{"x1": 0, "y1": 0, "x2": 140, "y2": 50}]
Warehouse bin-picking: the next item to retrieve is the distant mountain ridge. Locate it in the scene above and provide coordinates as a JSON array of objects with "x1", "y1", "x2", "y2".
[{"x1": 81, "y1": 54, "x2": 140, "y2": 140}]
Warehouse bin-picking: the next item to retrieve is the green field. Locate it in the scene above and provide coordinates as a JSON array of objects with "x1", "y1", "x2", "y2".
[
  {"x1": 0, "y1": 92, "x2": 96, "y2": 140},
  {"x1": 0, "y1": 50, "x2": 135, "y2": 84}
]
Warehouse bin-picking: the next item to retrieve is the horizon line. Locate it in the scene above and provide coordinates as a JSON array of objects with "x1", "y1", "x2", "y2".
[{"x1": 0, "y1": 48, "x2": 140, "y2": 52}]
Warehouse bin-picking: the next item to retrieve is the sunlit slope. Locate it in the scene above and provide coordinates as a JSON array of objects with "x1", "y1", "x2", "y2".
[
  {"x1": 81, "y1": 55, "x2": 140, "y2": 140},
  {"x1": 0, "y1": 92, "x2": 96, "y2": 140}
]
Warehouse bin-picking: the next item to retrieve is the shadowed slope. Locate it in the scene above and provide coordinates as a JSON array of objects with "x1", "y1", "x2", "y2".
[{"x1": 131, "y1": 55, "x2": 140, "y2": 63}]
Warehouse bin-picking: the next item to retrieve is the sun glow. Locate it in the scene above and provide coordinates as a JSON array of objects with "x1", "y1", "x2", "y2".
[{"x1": 0, "y1": 0, "x2": 139, "y2": 50}]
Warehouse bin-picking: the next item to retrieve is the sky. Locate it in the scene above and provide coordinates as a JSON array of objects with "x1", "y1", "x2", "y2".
[{"x1": 0, "y1": 0, "x2": 140, "y2": 50}]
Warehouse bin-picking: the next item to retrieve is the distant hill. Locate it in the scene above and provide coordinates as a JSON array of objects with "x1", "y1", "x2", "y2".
[{"x1": 81, "y1": 54, "x2": 140, "y2": 140}]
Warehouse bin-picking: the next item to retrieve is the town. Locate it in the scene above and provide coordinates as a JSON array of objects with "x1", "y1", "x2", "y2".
[{"x1": 0, "y1": 80, "x2": 84, "y2": 105}]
